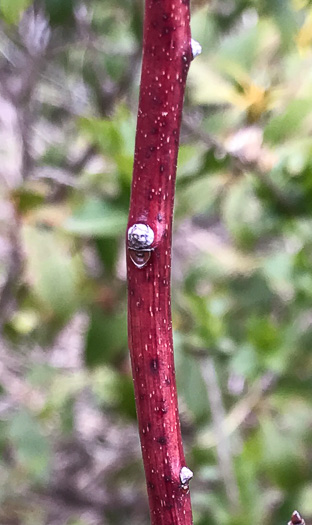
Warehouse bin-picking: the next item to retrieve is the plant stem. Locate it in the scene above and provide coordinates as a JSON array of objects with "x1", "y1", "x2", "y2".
[{"x1": 126, "y1": 0, "x2": 193, "y2": 523}]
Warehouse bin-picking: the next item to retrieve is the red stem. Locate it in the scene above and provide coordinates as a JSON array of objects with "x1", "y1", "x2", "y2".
[{"x1": 126, "y1": 1, "x2": 193, "y2": 524}]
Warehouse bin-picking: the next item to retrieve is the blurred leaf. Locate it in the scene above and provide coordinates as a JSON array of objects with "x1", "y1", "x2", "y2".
[
  {"x1": 79, "y1": 116, "x2": 123, "y2": 156},
  {"x1": 92, "y1": 366, "x2": 121, "y2": 405},
  {"x1": 59, "y1": 397, "x2": 75, "y2": 434},
  {"x1": 217, "y1": 19, "x2": 276, "y2": 74},
  {"x1": 263, "y1": 0, "x2": 299, "y2": 48},
  {"x1": 85, "y1": 306, "x2": 127, "y2": 367},
  {"x1": 13, "y1": 186, "x2": 46, "y2": 214},
  {"x1": 43, "y1": 0, "x2": 74, "y2": 25},
  {"x1": 264, "y1": 99, "x2": 312, "y2": 144},
  {"x1": 295, "y1": 10, "x2": 312, "y2": 51},
  {"x1": 23, "y1": 226, "x2": 82, "y2": 317},
  {"x1": 298, "y1": 484, "x2": 312, "y2": 515},
  {"x1": 0, "y1": 0, "x2": 32, "y2": 24},
  {"x1": 176, "y1": 174, "x2": 226, "y2": 217},
  {"x1": 230, "y1": 343, "x2": 259, "y2": 379},
  {"x1": 89, "y1": 343, "x2": 136, "y2": 418},
  {"x1": 178, "y1": 352, "x2": 209, "y2": 419},
  {"x1": 229, "y1": 272, "x2": 275, "y2": 315},
  {"x1": 246, "y1": 316, "x2": 283, "y2": 371},
  {"x1": 117, "y1": 375, "x2": 137, "y2": 419},
  {"x1": 175, "y1": 333, "x2": 209, "y2": 419},
  {"x1": 188, "y1": 59, "x2": 234, "y2": 105},
  {"x1": 95, "y1": 237, "x2": 119, "y2": 275},
  {"x1": 262, "y1": 252, "x2": 294, "y2": 297},
  {"x1": 10, "y1": 309, "x2": 39, "y2": 334},
  {"x1": 8, "y1": 409, "x2": 51, "y2": 482},
  {"x1": 27, "y1": 364, "x2": 56, "y2": 388},
  {"x1": 64, "y1": 198, "x2": 127, "y2": 238},
  {"x1": 44, "y1": 372, "x2": 87, "y2": 415},
  {"x1": 260, "y1": 418, "x2": 306, "y2": 489},
  {"x1": 222, "y1": 177, "x2": 264, "y2": 247},
  {"x1": 235, "y1": 434, "x2": 264, "y2": 523}
]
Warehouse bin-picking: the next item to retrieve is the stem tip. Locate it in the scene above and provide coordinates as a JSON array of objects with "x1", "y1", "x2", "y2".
[{"x1": 289, "y1": 511, "x2": 305, "y2": 525}]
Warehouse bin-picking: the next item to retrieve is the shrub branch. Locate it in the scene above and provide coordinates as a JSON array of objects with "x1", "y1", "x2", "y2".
[{"x1": 126, "y1": 1, "x2": 194, "y2": 523}]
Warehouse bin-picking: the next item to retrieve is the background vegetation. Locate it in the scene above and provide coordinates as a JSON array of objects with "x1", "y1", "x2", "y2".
[{"x1": 1, "y1": 0, "x2": 312, "y2": 524}]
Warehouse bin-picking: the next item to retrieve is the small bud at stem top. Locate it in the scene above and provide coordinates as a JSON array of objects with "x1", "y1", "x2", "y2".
[{"x1": 289, "y1": 511, "x2": 305, "y2": 525}]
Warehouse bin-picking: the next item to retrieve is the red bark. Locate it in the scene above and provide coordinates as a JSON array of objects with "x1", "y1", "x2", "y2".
[{"x1": 126, "y1": 0, "x2": 193, "y2": 524}]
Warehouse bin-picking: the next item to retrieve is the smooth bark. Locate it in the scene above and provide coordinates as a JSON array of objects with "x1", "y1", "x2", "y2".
[{"x1": 126, "y1": 0, "x2": 193, "y2": 524}]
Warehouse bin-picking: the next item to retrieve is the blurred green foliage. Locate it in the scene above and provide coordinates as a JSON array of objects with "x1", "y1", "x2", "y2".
[{"x1": 1, "y1": 0, "x2": 312, "y2": 524}]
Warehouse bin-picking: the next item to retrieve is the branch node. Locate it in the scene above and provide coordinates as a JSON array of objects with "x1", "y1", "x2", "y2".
[
  {"x1": 128, "y1": 223, "x2": 155, "y2": 268},
  {"x1": 191, "y1": 39, "x2": 202, "y2": 60},
  {"x1": 180, "y1": 466, "x2": 194, "y2": 487},
  {"x1": 128, "y1": 223, "x2": 155, "y2": 250}
]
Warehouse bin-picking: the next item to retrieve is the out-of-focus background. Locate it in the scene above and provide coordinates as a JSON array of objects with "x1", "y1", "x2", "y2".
[{"x1": 1, "y1": 0, "x2": 312, "y2": 524}]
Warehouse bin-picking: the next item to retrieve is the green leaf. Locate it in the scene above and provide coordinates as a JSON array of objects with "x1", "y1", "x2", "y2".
[
  {"x1": 229, "y1": 272, "x2": 275, "y2": 315},
  {"x1": 262, "y1": 252, "x2": 294, "y2": 297},
  {"x1": 264, "y1": 99, "x2": 312, "y2": 145},
  {"x1": 176, "y1": 174, "x2": 225, "y2": 218},
  {"x1": 222, "y1": 178, "x2": 263, "y2": 247},
  {"x1": 79, "y1": 117, "x2": 123, "y2": 156},
  {"x1": 8, "y1": 409, "x2": 51, "y2": 482},
  {"x1": 64, "y1": 198, "x2": 127, "y2": 238},
  {"x1": 217, "y1": 19, "x2": 271, "y2": 73},
  {"x1": 298, "y1": 484, "x2": 312, "y2": 516},
  {"x1": 230, "y1": 343, "x2": 259, "y2": 379},
  {"x1": 263, "y1": 0, "x2": 298, "y2": 49},
  {"x1": 188, "y1": 59, "x2": 233, "y2": 106},
  {"x1": 92, "y1": 367, "x2": 136, "y2": 419},
  {"x1": 85, "y1": 307, "x2": 127, "y2": 367},
  {"x1": 246, "y1": 316, "x2": 282, "y2": 363},
  {"x1": 260, "y1": 418, "x2": 306, "y2": 490},
  {"x1": 0, "y1": 0, "x2": 32, "y2": 24},
  {"x1": 13, "y1": 187, "x2": 46, "y2": 214},
  {"x1": 44, "y1": 0, "x2": 74, "y2": 25},
  {"x1": 95, "y1": 237, "x2": 119, "y2": 275},
  {"x1": 27, "y1": 364, "x2": 56, "y2": 388},
  {"x1": 23, "y1": 226, "x2": 82, "y2": 317},
  {"x1": 174, "y1": 333, "x2": 209, "y2": 420}
]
